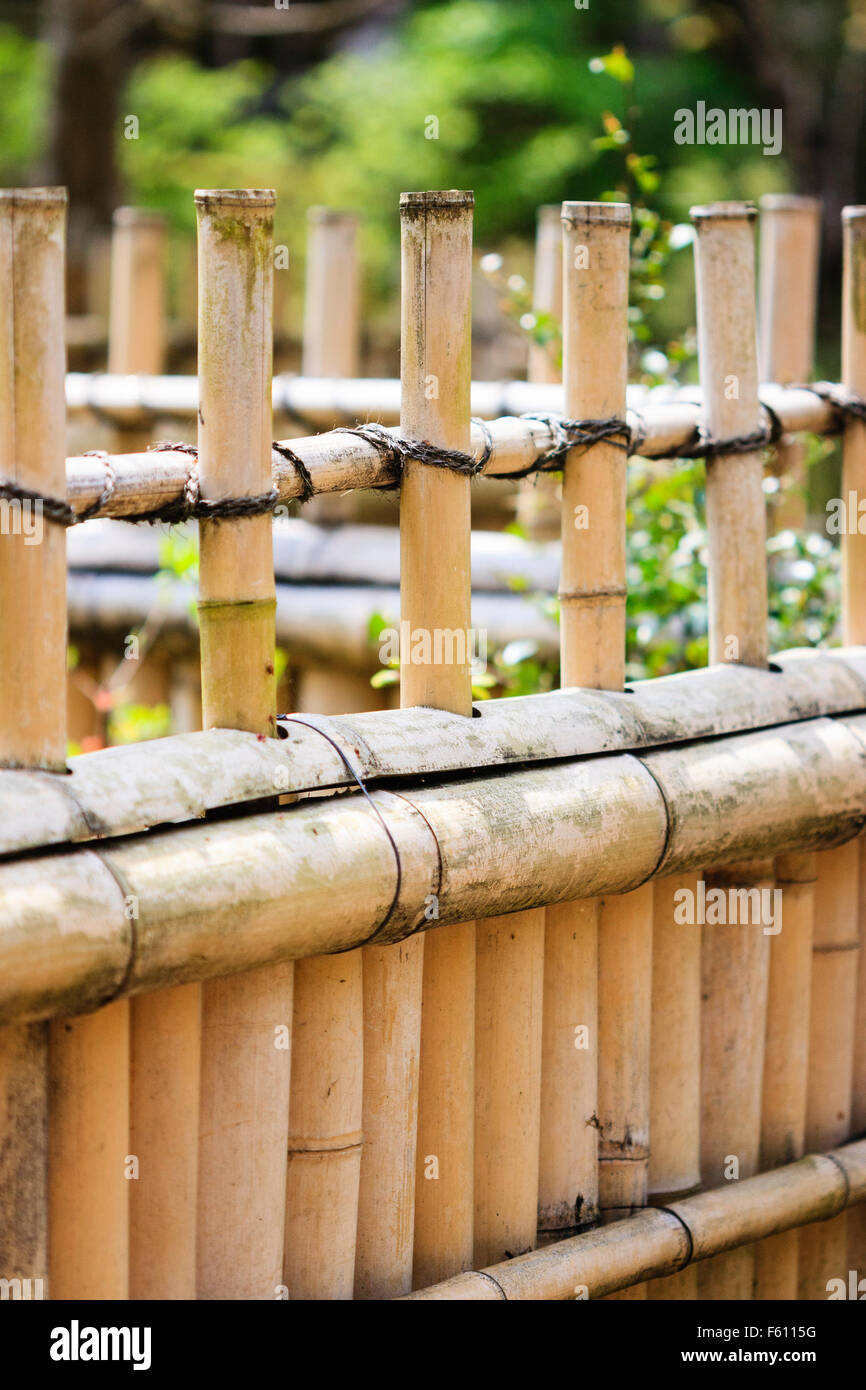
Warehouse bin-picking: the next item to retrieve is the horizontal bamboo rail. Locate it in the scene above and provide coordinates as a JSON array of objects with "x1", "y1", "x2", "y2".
[
  {"x1": 1, "y1": 702, "x2": 865, "y2": 1025},
  {"x1": 62, "y1": 383, "x2": 839, "y2": 523},
  {"x1": 5, "y1": 645, "x2": 866, "y2": 860},
  {"x1": 61, "y1": 373, "x2": 682, "y2": 425},
  {"x1": 402, "y1": 1137, "x2": 866, "y2": 1300}
]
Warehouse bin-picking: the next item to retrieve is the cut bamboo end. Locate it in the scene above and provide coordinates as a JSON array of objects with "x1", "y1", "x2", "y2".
[
  {"x1": 691, "y1": 201, "x2": 758, "y2": 222},
  {"x1": 561, "y1": 201, "x2": 632, "y2": 226}
]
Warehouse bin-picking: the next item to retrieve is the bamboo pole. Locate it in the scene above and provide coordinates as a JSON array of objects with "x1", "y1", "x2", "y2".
[
  {"x1": 283, "y1": 209, "x2": 374, "y2": 1299},
  {"x1": 549, "y1": 202, "x2": 646, "y2": 1233},
  {"x1": 285, "y1": 677, "x2": 384, "y2": 1294},
  {"x1": 0, "y1": 195, "x2": 63, "y2": 1300},
  {"x1": 758, "y1": 195, "x2": 821, "y2": 532},
  {"x1": 302, "y1": 208, "x2": 360, "y2": 380},
  {"x1": 691, "y1": 202, "x2": 771, "y2": 1300},
  {"x1": 692, "y1": 202, "x2": 768, "y2": 668},
  {"x1": 0, "y1": 186, "x2": 125, "y2": 1302},
  {"x1": 841, "y1": 206, "x2": 866, "y2": 1280},
  {"x1": 753, "y1": 852, "x2": 816, "y2": 1299},
  {"x1": 475, "y1": 203, "x2": 587, "y2": 1268},
  {"x1": 527, "y1": 205, "x2": 562, "y2": 386},
  {"x1": 645, "y1": 873, "x2": 701, "y2": 1300},
  {"x1": 193, "y1": 189, "x2": 293, "y2": 1301},
  {"x1": 63, "y1": 370, "x2": 837, "y2": 431},
  {"x1": 107, "y1": 207, "x2": 166, "y2": 455},
  {"x1": 105, "y1": 213, "x2": 163, "y2": 457},
  {"x1": 404, "y1": 1139, "x2": 866, "y2": 1301},
  {"x1": 850, "y1": 833, "x2": 866, "y2": 1275},
  {"x1": 842, "y1": 207, "x2": 866, "y2": 648},
  {"x1": 797, "y1": 840, "x2": 860, "y2": 1298},
  {"x1": 754, "y1": 196, "x2": 821, "y2": 1302},
  {"x1": 518, "y1": 205, "x2": 563, "y2": 539},
  {"x1": 363, "y1": 190, "x2": 475, "y2": 1296}
]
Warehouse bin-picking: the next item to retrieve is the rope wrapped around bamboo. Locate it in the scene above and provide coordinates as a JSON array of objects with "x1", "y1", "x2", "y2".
[
  {"x1": 40, "y1": 380, "x2": 855, "y2": 525},
  {"x1": 400, "y1": 1139, "x2": 866, "y2": 1300}
]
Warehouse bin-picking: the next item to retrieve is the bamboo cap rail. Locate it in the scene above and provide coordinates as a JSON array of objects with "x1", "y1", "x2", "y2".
[
  {"x1": 1, "y1": 704, "x2": 866, "y2": 1023},
  {"x1": 3, "y1": 645, "x2": 866, "y2": 861}
]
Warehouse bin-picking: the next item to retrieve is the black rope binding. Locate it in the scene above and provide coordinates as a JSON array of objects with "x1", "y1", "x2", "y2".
[
  {"x1": 0, "y1": 478, "x2": 76, "y2": 527},
  {"x1": 794, "y1": 381, "x2": 866, "y2": 430},
  {"x1": 17, "y1": 386, "x2": 862, "y2": 528}
]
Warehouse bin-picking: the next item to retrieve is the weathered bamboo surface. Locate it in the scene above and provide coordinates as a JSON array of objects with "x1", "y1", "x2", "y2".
[
  {"x1": 402, "y1": 1139, "x2": 866, "y2": 1300},
  {"x1": 62, "y1": 383, "x2": 837, "y2": 522},
  {"x1": 1, "y1": 707, "x2": 865, "y2": 1025},
  {"x1": 3, "y1": 646, "x2": 866, "y2": 860}
]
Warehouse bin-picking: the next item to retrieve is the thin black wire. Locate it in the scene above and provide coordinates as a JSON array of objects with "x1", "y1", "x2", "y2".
[{"x1": 278, "y1": 714, "x2": 403, "y2": 938}]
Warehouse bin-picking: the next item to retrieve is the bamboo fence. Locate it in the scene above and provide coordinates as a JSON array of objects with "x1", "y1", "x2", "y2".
[{"x1": 1, "y1": 185, "x2": 865, "y2": 1305}]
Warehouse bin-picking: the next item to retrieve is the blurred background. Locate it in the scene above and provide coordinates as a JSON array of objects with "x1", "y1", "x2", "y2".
[
  {"x1": 2, "y1": 0, "x2": 864, "y2": 373},
  {"x1": 4, "y1": 0, "x2": 861, "y2": 738}
]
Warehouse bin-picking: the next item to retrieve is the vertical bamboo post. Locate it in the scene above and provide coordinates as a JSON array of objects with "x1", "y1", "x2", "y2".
[
  {"x1": 797, "y1": 842, "x2": 860, "y2": 1298},
  {"x1": 404, "y1": 189, "x2": 475, "y2": 1291},
  {"x1": 527, "y1": 204, "x2": 562, "y2": 385},
  {"x1": 518, "y1": 205, "x2": 564, "y2": 539},
  {"x1": 645, "y1": 874, "x2": 701, "y2": 1300},
  {"x1": 850, "y1": 833, "x2": 866, "y2": 1275},
  {"x1": 538, "y1": 203, "x2": 634, "y2": 1256},
  {"x1": 0, "y1": 187, "x2": 67, "y2": 1296},
  {"x1": 194, "y1": 190, "x2": 293, "y2": 1301},
  {"x1": 114, "y1": 205, "x2": 197, "y2": 1300},
  {"x1": 758, "y1": 195, "x2": 821, "y2": 532},
  {"x1": 302, "y1": 207, "x2": 360, "y2": 380},
  {"x1": 107, "y1": 208, "x2": 166, "y2": 454},
  {"x1": 692, "y1": 203, "x2": 768, "y2": 669},
  {"x1": 691, "y1": 203, "x2": 771, "y2": 1299},
  {"x1": 843, "y1": 206, "x2": 866, "y2": 1279},
  {"x1": 752, "y1": 201, "x2": 822, "y2": 1303},
  {"x1": 473, "y1": 204, "x2": 594, "y2": 1267},
  {"x1": 841, "y1": 208, "x2": 866, "y2": 648},
  {"x1": 355, "y1": 190, "x2": 475, "y2": 1297},
  {"x1": 11, "y1": 187, "x2": 130, "y2": 1305},
  {"x1": 753, "y1": 852, "x2": 816, "y2": 1299}
]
